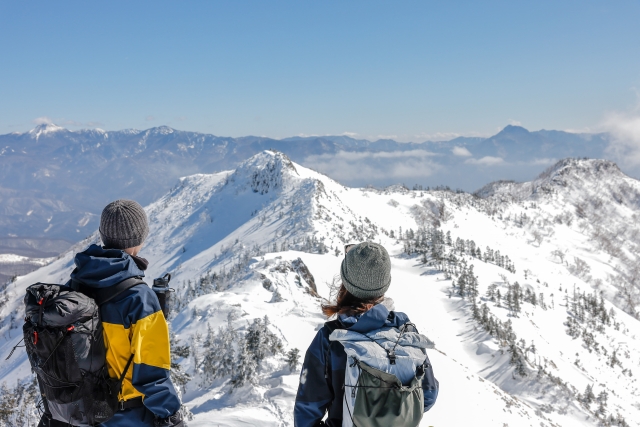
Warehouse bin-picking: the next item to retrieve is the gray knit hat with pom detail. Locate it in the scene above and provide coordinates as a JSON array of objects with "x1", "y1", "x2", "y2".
[
  {"x1": 99, "y1": 199, "x2": 149, "y2": 250},
  {"x1": 340, "y1": 242, "x2": 391, "y2": 299}
]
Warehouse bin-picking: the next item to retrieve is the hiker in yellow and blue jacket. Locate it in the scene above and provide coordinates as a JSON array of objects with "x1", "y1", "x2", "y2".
[{"x1": 39, "y1": 200, "x2": 183, "y2": 427}]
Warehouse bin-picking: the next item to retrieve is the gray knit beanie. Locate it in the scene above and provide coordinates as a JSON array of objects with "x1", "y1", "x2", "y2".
[
  {"x1": 340, "y1": 242, "x2": 391, "y2": 299},
  {"x1": 99, "y1": 199, "x2": 149, "y2": 250}
]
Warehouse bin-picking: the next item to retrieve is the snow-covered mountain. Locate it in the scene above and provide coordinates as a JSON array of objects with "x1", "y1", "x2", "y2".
[
  {"x1": 1, "y1": 152, "x2": 638, "y2": 426},
  {"x1": 0, "y1": 123, "x2": 611, "y2": 244}
]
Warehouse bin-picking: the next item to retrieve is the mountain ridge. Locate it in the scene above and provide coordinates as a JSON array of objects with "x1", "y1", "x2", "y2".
[
  {"x1": 0, "y1": 123, "x2": 617, "y2": 284},
  {"x1": 8, "y1": 122, "x2": 608, "y2": 145},
  {"x1": 0, "y1": 151, "x2": 639, "y2": 425},
  {"x1": 475, "y1": 158, "x2": 627, "y2": 199}
]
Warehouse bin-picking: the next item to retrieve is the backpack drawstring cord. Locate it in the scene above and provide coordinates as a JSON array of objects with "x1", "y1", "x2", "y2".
[
  {"x1": 5, "y1": 338, "x2": 25, "y2": 360},
  {"x1": 39, "y1": 327, "x2": 74, "y2": 367}
]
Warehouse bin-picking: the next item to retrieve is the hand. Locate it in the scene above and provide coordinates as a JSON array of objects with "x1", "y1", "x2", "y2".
[{"x1": 155, "y1": 411, "x2": 184, "y2": 427}]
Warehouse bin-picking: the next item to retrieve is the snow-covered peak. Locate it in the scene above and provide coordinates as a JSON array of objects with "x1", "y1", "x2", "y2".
[
  {"x1": 27, "y1": 123, "x2": 65, "y2": 138},
  {"x1": 536, "y1": 157, "x2": 622, "y2": 182},
  {"x1": 137, "y1": 150, "x2": 343, "y2": 283},
  {"x1": 476, "y1": 158, "x2": 628, "y2": 200},
  {"x1": 147, "y1": 125, "x2": 175, "y2": 135},
  {"x1": 228, "y1": 151, "x2": 300, "y2": 195},
  {"x1": 83, "y1": 128, "x2": 107, "y2": 134}
]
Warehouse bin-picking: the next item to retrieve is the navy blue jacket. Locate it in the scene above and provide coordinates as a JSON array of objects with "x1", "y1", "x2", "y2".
[{"x1": 294, "y1": 304, "x2": 438, "y2": 427}]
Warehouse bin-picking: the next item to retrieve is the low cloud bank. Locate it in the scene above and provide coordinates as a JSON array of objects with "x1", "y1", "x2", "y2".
[
  {"x1": 604, "y1": 110, "x2": 640, "y2": 168},
  {"x1": 33, "y1": 116, "x2": 54, "y2": 125},
  {"x1": 452, "y1": 146, "x2": 472, "y2": 157},
  {"x1": 465, "y1": 156, "x2": 505, "y2": 166},
  {"x1": 303, "y1": 150, "x2": 441, "y2": 183}
]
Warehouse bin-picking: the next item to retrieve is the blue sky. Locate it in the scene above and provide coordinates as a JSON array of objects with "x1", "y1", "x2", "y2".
[{"x1": 1, "y1": 1, "x2": 639, "y2": 141}]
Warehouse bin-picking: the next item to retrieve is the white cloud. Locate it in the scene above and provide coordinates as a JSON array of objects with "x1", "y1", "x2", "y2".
[
  {"x1": 60, "y1": 119, "x2": 83, "y2": 127},
  {"x1": 452, "y1": 146, "x2": 472, "y2": 157},
  {"x1": 562, "y1": 127, "x2": 593, "y2": 134},
  {"x1": 509, "y1": 119, "x2": 522, "y2": 126},
  {"x1": 465, "y1": 156, "x2": 505, "y2": 166},
  {"x1": 303, "y1": 150, "x2": 441, "y2": 182},
  {"x1": 307, "y1": 149, "x2": 437, "y2": 162},
  {"x1": 603, "y1": 109, "x2": 640, "y2": 167},
  {"x1": 327, "y1": 131, "x2": 492, "y2": 143},
  {"x1": 529, "y1": 158, "x2": 556, "y2": 166},
  {"x1": 33, "y1": 116, "x2": 53, "y2": 125},
  {"x1": 145, "y1": 115, "x2": 155, "y2": 122},
  {"x1": 396, "y1": 131, "x2": 490, "y2": 143},
  {"x1": 31, "y1": 117, "x2": 104, "y2": 129}
]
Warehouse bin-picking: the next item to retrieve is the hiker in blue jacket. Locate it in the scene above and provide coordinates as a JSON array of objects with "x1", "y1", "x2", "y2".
[{"x1": 294, "y1": 242, "x2": 438, "y2": 427}]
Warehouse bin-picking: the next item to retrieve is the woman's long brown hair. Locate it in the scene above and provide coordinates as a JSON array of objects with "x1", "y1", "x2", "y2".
[{"x1": 321, "y1": 283, "x2": 384, "y2": 317}]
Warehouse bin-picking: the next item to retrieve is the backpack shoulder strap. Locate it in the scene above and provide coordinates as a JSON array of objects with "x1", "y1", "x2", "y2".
[
  {"x1": 387, "y1": 311, "x2": 419, "y2": 333},
  {"x1": 119, "y1": 353, "x2": 135, "y2": 384},
  {"x1": 73, "y1": 277, "x2": 147, "y2": 306},
  {"x1": 323, "y1": 318, "x2": 346, "y2": 379},
  {"x1": 324, "y1": 319, "x2": 344, "y2": 333}
]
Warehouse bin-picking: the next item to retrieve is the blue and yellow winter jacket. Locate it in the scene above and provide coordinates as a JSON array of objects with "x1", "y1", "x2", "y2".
[
  {"x1": 69, "y1": 245, "x2": 181, "y2": 425},
  {"x1": 294, "y1": 303, "x2": 439, "y2": 427}
]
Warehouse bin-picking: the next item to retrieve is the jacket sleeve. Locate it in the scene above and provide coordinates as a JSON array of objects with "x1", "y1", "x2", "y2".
[
  {"x1": 422, "y1": 352, "x2": 439, "y2": 412},
  {"x1": 294, "y1": 329, "x2": 333, "y2": 427},
  {"x1": 127, "y1": 287, "x2": 182, "y2": 419}
]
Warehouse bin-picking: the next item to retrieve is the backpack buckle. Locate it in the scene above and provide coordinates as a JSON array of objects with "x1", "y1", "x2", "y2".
[
  {"x1": 387, "y1": 350, "x2": 396, "y2": 365},
  {"x1": 118, "y1": 400, "x2": 125, "y2": 411}
]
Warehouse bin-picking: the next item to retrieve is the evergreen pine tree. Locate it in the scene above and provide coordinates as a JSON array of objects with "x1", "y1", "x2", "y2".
[
  {"x1": 609, "y1": 350, "x2": 620, "y2": 368},
  {"x1": 596, "y1": 400, "x2": 607, "y2": 417},
  {"x1": 169, "y1": 330, "x2": 192, "y2": 391},
  {"x1": 597, "y1": 390, "x2": 608, "y2": 406},
  {"x1": 507, "y1": 340, "x2": 527, "y2": 377},
  {"x1": 457, "y1": 274, "x2": 466, "y2": 297},
  {"x1": 0, "y1": 382, "x2": 16, "y2": 425},
  {"x1": 471, "y1": 298, "x2": 480, "y2": 322},
  {"x1": 583, "y1": 384, "x2": 595, "y2": 405},
  {"x1": 286, "y1": 348, "x2": 301, "y2": 372},
  {"x1": 232, "y1": 341, "x2": 258, "y2": 387}
]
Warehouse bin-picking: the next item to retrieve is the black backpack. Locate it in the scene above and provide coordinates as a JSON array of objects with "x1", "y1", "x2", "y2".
[{"x1": 21, "y1": 278, "x2": 144, "y2": 426}]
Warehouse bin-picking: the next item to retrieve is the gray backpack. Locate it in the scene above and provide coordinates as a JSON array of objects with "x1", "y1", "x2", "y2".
[
  {"x1": 329, "y1": 323, "x2": 434, "y2": 427},
  {"x1": 18, "y1": 279, "x2": 143, "y2": 426}
]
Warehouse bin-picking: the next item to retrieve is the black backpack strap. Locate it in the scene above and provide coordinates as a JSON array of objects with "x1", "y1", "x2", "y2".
[
  {"x1": 116, "y1": 353, "x2": 137, "y2": 409},
  {"x1": 119, "y1": 353, "x2": 135, "y2": 384},
  {"x1": 323, "y1": 318, "x2": 345, "y2": 379},
  {"x1": 73, "y1": 277, "x2": 147, "y2": 306},
  {"x1": 325, "y1": 319, "x2": 344, "y2": 333}
]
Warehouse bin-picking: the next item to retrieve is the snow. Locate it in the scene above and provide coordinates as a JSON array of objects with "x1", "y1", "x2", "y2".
[
  {"x1": 27, "y1": 123, "x2": 65, "y2": 139},
  {"x1": 0, "y1": 254, "x2": 54, "y2": 265},
  {"x1": 1, "y1": 152, "x2": 639, "y2": 426}
]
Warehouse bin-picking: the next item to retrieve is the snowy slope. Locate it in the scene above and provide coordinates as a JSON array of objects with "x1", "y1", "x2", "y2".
[{"x1": 0, "y1": 153, "x2": 639, "y2": 426}]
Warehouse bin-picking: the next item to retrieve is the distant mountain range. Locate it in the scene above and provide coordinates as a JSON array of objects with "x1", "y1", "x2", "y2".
[{"x1": 0, "y1": 123, "x2": 616, "y2": 247}]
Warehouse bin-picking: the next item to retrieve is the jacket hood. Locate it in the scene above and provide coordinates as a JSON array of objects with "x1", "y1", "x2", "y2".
[
  {"x1": 70, "y1": 244, "x2": 146, "y2": 289},
  {"x1": 338, "y1": 302, "x2": 411, "y2": 333}
]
